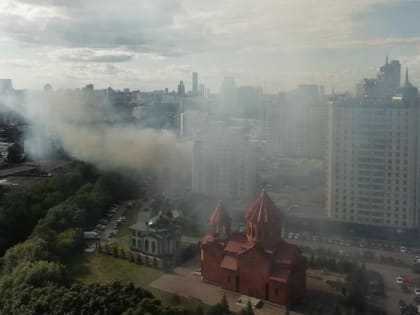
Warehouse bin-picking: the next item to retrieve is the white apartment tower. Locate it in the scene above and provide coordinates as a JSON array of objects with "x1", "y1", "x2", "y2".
[
  {"x1": 192, "y1": 124, "x2": 258, "y2": 201},
  {"x1": 327, "y1": 75, "x2": 420, "y2": 229}
]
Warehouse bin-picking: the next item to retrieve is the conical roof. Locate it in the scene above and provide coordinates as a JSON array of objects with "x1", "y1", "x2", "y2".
[
  {"x1": 246, "y1": 191, "x2": 280, "y2": 224},
  {"x1": 210, "y1": 201, "x2": 231, "y2": 225}
]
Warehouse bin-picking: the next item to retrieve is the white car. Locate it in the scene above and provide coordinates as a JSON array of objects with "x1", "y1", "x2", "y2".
[
  {"x1": 414, "y1": 287, "x2": 420, "y2": 295},
  {"x1": 400, "y1": 246, "x2": 407, "y2": 253},
  {"x1": 294, "y1": 233, "x2": 300, "y2": 240},
  {"x1": 396, "y1": 276, "x2": 404, "y2": 285},
  {"x1": 288, "y1": 233, "x2": 294, "y2": 239}
]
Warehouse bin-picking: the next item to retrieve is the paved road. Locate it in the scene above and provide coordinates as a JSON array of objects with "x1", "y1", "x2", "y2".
[
  {"x1": 100, "y1": 202, "x2": 128, "y2": 242},
  {"x1": 288, "y1": 238, "x2": 417, "y2": 315},
  {"x1": 288, "y1": 238, "x2": 414, "y2": 266}
]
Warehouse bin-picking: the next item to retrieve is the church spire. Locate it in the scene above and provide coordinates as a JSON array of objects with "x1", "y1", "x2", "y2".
[
  {"x1": 386, "y1": 55, "x2": 389, "y2": 65},
  {"x1": 405, "y1": 67, "x2": 409, "y2": 85},
  {"x1": 245, "y1": 191, "x2": 282, "y2": 243},
  {"x1": 209, "y1": 201, "x2": 231, "y2": 239}
]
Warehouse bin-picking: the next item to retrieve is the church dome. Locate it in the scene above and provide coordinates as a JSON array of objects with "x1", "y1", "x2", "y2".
[
  {"x1": 210, "y1": 201, "x2": 231, "y2": 225},
  {"x1": 147, "y1": 213, "x2": 173, "y2": 229},
  {"x1": 246, "y1": 190, "x2": 281, "y2": 224}
]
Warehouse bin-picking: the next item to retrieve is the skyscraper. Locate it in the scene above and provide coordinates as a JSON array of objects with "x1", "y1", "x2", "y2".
[
  {"x1": 192, "y1": 72, "x2": 198, "y2": 96},
  {"x1": 356, "y1": 57, "x2": 401, "y2": 98},
  {"x1": 327, "y1": 70, "x2": 420, "y2": 229},
  {"x1": 219, "y1": 77, "x2": 237, "y2": 115},
  {"x1": 177, "y1": 80, "x2": 185, "y2": 96},
  {"x1": 192, "y1": 123, "x2": 257, "y2": 201},
  {"x1": 0, "y1": 79, "x2": 13, "y2": 94}
]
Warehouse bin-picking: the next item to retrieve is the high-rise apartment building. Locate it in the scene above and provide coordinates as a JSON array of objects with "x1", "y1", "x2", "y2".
[
  {"x1": 192, "y1": 72, "x2": 198, "y2": 96},
  {"x1": 192, "y1": 124, "x2": 257, "y2": 201},
  {"x1": 327, "y1": 71, "x2": 420, "y2": 229},
  {"x1": 356, "y1": 57, "x2": 401, "y2": 98},
  {"x1": 177, "y1": 80, "x2": 185, "y2": 96},
  {"x1": 265, "y1": 86, "x2": 328, "y2": 159}
]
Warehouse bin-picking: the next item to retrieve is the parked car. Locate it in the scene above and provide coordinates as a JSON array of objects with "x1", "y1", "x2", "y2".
[
  {"x1": 288, "y1": 233, "x2": 294, "y2": 239},
  {"x1": 294, "y1": 233, "x2": 300, "y2": 240},
  {"x1": 414, "y1": 287, "x2": 420, "y2": 296},
  {"x1": 396, "y1": 276, "x2": 405, "y2": 285},
  {"x1": 401, "y1": 246, "x2": 408, "y2": 253}
]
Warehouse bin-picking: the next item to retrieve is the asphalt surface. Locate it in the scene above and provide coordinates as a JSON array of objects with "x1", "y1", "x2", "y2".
[
  {"x1": 100, "y1": 202, "x2": 128, "y2": 242},
  {"x1": 288, "y1": 238, "x2": 418, "y2": 315}
]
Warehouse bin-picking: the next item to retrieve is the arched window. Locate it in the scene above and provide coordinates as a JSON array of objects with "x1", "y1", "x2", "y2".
[{"x1": 145, "y1": 239, "x2": 149, "y2": 252}]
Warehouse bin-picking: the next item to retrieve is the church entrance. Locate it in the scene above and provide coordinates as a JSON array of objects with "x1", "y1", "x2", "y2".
[{"x1": 265, "y1": 283, "x2": 269, "y2": 300}]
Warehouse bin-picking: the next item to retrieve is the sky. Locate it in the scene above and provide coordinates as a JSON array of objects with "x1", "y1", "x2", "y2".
[{"x1": 1, "y1": 0, "x2": 420, "y2": 93}]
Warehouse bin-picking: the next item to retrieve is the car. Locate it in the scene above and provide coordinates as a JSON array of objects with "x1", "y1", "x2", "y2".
[
  {"x1": 414, "y1": 296, "x2": 420, "y2": 304},
  {"x1": 401, "y1": 246, "x2": 408, "y2": 253},
  {"x1": 396, "y1": 276, "x2": 405, "y2": 285},
  {"x1": 414, "y1": 287, "x2": 420, "y2": 295},
  {"x1": 288, "y1": 233, "x2": 294, "y2": 239},
  {"x1": 294, "y1": 233, "x2": 300, "y2": 240}
]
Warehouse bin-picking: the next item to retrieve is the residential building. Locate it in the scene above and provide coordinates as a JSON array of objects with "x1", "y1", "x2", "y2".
[
  {"x1": 192, "y1": 72, "x2": 198, "y2": 96},
  {"x1": 327, "y1": 70, "x2": 420, "y2": 229},
  {"x1": 192, "y1": 123, "x2": 257, "y2": 201}
]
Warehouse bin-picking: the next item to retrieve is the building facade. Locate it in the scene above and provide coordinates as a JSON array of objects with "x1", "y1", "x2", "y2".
[
  {"x1": 192, "y1": 124, "x2": 258, "y2": 201},
  {"x1": 201, "y1": 192, "x2": 306, "y2": 305},
  {"x1": 129, "y1": 212, "x2": 182, "y2": 264},
  {"x1": 265, "y1": 88, "x2": 328, "y2": 159},
  {"x1": 327, "y1": 72, "x2": 420, "y2": 229}
]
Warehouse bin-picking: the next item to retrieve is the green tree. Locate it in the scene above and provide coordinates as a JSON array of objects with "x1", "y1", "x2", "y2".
[{"x1": 6, "y1": 143, "x2": 24, "y2": 163}]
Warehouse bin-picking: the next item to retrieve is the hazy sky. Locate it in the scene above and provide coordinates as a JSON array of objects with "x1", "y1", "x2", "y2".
[{"x1": 1, "y1": 0, "x2": 420, "y2": 93}]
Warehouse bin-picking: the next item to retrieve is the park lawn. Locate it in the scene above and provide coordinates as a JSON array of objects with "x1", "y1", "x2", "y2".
[
  {"x1": 70, "y1": 252, "x2": 206, "y2": 310},
  {"x1": 70, "y1": 252, "x2": 162, "y2": 287}
]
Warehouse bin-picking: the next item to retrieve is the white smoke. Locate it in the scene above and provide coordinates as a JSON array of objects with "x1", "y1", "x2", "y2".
[{"x1": 0, "y1": 89, "x2": 192, "y2": 192}]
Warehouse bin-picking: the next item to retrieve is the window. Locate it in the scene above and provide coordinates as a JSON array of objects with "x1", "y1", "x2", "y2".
[
  {"x1": 275, "y1": 288, "x2": 279, "y2": 296},
  {"x1": 152, "y1": 241, "x2": 156, "y2": 253}
]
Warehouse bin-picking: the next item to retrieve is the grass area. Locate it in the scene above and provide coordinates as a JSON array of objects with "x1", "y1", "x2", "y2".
[
  {"x1": 69, "y1": 252, "x2": 206, "y2": 311},
  {"x1": 70, "y1": 252, "x2": 163, "y2": 286}
]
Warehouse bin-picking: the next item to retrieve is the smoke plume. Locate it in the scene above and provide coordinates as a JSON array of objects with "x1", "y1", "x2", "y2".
[{"x1": 1, "y1": 90, "x2": 192, "y2": 192}]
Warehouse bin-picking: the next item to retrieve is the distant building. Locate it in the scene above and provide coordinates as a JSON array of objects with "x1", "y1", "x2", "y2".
[
  {"x1": 129, "y1": 211, "x2": 182, "y2": 267},
  {"x1": 327, "y1": 69, "x2": 420, "y2": 229},
  {"x1": 356, "y1": 57, "x2": 401, "y2": 98},
  {"x1": 237, "y1": 86, "x2": 263, "y2": 119},
  {"x1": 177, "y1": 80, "x2": 186, "y2": 96},
  {"x1": 199, "y1": 84, "x2": 205, "y2": 97},
  {"x1": 201, "y1": 192, "x2": 306, "y2": 305},
  {"x1": 192, "y1": 124, "x2": 258, "y2": 201},
  {"x1": 43, "y1": 83, "x2": 53, "y2": 92},
  {"x1": 0, "y1": 79, "x2": 13, "y2": 94},
  {"x1": 219, "y1": 77, "x2": 238, "y2": 115},
  {"x1": 265, "y1": 87, "x2": 328, "y2": 159},
  {"x1": 192, "y1": 72, "x2": 198, "y2": 96}
]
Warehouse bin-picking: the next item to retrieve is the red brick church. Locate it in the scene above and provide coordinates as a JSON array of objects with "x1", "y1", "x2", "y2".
[{"x1": 201, "y1": 191, "x2": 306, "y2": 305}]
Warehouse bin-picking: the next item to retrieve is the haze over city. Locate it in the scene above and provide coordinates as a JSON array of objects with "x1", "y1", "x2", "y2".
[
  {"x1": 1, "y1": 0, "x2": 420, "y2": 92},
  {"x1": 2, "y1": 1, "x2": 420, "y2": 315}
]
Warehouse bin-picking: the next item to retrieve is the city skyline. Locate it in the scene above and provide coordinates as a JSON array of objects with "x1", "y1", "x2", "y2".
[{"x1": 1, "y1": 1, "x2": 420, "y2": 92}]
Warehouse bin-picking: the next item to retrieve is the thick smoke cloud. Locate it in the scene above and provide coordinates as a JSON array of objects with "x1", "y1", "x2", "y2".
[{"x1": 1, "y1": 90, "x2": 191, "y2": 192}]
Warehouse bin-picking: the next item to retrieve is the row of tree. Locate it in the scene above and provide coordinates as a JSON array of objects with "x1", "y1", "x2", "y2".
[{"x1": 0, "y1": 162, "x2": 141, "y2": 298}]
